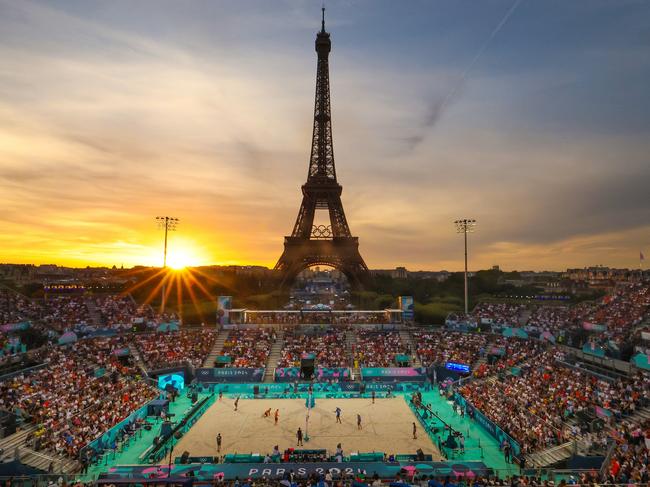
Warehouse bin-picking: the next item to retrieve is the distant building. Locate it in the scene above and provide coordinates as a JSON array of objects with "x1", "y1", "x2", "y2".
[{"x1": 371, "y1": 267, "x2": 408, "y2": 279}]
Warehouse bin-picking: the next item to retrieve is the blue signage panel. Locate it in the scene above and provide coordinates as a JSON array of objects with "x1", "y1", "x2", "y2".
[
  {"x1": 158, "y1": 372, "x2": 185, "y2": 390},
  {"x1": 445, "y1": 362, "x2": 470, "y2": 374}
]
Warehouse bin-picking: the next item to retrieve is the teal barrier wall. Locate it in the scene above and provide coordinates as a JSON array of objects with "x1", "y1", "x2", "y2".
[
  {"x1": 81, "y1": 395, "x2": 160, "y2": 458},
  {"x1": 631, "y1": 353, "x2": 650, "y2": 371},
  {"x1": 454, "y1": 393, "x2": 521, "y2": 458}
]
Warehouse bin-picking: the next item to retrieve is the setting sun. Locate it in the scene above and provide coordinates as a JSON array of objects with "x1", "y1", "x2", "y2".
[{"x1": 161, "y1": 238, "x2": 211, "y2": 269}]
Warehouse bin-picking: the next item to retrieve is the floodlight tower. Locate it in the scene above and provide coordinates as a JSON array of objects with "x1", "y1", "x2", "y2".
[
  {"x1": 454, "y1": 219, "x2": 477, "y2": 315},
  {"x1": 156, "y1": 216, "x2": 179, "y2": 313}
]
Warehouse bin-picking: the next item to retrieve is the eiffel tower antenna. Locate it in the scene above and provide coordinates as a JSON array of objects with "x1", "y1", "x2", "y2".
[{"x1": 275, "y1": 9, "x2": 369, "y2": 289}]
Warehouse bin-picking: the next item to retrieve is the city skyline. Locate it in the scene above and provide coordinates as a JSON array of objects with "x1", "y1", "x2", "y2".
[{"x1": 1, "y1": 0, "x2": 648, "y2": 271}]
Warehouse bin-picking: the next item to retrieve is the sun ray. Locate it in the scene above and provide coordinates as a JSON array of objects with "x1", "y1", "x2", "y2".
[
  {"x1": 181, "y1": 271, "x2": 206, "y2": 324},
  {"x1": 185, "y1": 267, "x2": 220, "y2": 302},
  {"x1": 121, "y1": 268, "x2": 167, "y2": 297},
  {"x1": 175, "y1": 271, "x2": 183, "y2": 320},
  {"x1": 188, "y1": 267, "x2": 237, "y2": 295},
  {"x1": 141, "y1": 270, "x2": 174, "y2": 307}
]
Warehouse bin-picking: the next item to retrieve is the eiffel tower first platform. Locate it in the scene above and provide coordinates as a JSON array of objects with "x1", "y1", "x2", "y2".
[{"x1": 275, "y1": 9, "x2": 370, "y2": 289}]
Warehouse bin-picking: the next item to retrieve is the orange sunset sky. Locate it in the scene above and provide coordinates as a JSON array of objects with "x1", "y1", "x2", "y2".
[{"x1": 1, "y1": 1, "x2": 648, "y2": 271}]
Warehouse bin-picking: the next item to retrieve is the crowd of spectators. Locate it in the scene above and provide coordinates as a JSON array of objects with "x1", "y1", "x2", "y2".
[
  {"x1": 459, "y1": 281, "x2": 650, "y2": 354},
  {"x1": 525, "y1": 305, "x2": 574, "y2": 336},
  {"x1": 277, "y1": 328, "x2": 349, "y2": 367},
  {"x1": 605, "y1": 419, "x2": 650, "y2": 484},
  {"x1": 412, "y1": 331, "x2": 545, "y2": 378},
  {"x1": 459, "y1": 350, "x2": 650, "y2": 454},
  {"x1": 460, "y1": 350, "x2": 571, "y2": 453},
  {"x1": 0, "y1": 336, "x2": 158, "y2": 459},
  {"x1": 91, "y1": 295, "x2": 151, "y2": 331},
  {"x1": 37, "y1": 296, "x2": 92, "y2": 334},
  {"x1": 245, "y1": 312, "x2": 388, "y2": 325},
  {"x1": 0, "y1": 289, "x2": 40, "y2": 326},
  {"x1": 472, "y1": 303, "x2": 526, "y2": 326},
  {"x1": 413, "y1": 331, "x2": 488, "y2": 368},
  {"x1": 353, "y1": 330, "x2": 406, "y2": 367},
  {"x1": 474, "y1": 338, "x2": 546, "y2": 378},
  {"x1": 1, "y1": 290, "x2": 52, "y2": 364},
  {"x1": 579, "y1": 282, "x2": 650, "y2": 347},
  {"x1": 221, "y1": 329, "x2": 275, "y2": 368},
  {"x1": 133, "y1": 329, "x2": 217, "y2": 370}
]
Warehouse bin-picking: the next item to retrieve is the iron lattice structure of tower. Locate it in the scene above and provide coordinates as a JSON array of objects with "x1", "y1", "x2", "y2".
[{"x1": 275, "y1": 9, "x2": 369, "y2": 288}]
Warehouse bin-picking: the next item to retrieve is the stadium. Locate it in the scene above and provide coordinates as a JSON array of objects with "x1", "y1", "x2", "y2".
[
  {"x1": 1, "y1": 1, "x2": 649, "y2": 487},
  {"x1": 1, "y1": 278, "x2": 650, "y2": 486}
]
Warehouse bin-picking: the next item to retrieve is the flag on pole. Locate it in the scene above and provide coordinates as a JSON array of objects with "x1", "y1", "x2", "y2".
[{"x1": 641, "y1": 251, "x2": 645, "y2": 261}]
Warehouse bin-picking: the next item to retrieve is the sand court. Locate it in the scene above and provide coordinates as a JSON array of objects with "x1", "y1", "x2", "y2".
[{"x1": 173, "y1": 397, "x2": 442, "y2": 459}]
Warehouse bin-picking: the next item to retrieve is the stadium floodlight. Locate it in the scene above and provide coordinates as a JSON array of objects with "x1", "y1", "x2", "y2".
[
  {"x1": 156, "y1": 216, "x2": 179, "y2": 268},
  {"x1": 156, "y1": 216, "x2": 179, "y2": 313},
  {"x1": 454, "y1": 219, "x2": 477, "y2": 315}
]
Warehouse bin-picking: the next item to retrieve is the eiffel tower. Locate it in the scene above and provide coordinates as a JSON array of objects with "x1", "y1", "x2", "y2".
[{"x1": 275, "y1": 9, "x2": 369, "y2": 288}]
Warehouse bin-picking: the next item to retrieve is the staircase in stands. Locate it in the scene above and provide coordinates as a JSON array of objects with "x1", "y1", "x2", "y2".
[
  {"x1": 524, "y1": 405, "x2": 650, "y2": 468},
  {"x1": 0, "y1": 425, "x2": 80, "y2": 474},
  {"x1": 85, "y1": 297, "x2": 102, "y2": 327},
  {"x1": 525, "y1": 441, "x2": 576, "y2": 468},
  {"x1": 518, "y1": 308, "x2": 532, "y2": 327},
  {"x1": 202, "y1": 329, "x2": 231, "y2": 368},
  {"x1": 399, "y1": 328, "x2": 421, "y2": 366},
  {"x1": 263, "y1": 329, "x2": 285, "y2": 383},
  {"x1": 472, "y1": 339, "x2": 496, "y2": 372},
  {"x1": 128, "y1": 342, "x2": 149, "y2": 378},
  {"x1": 345, "y1": 331, "x2": 360, "y2": 381}
]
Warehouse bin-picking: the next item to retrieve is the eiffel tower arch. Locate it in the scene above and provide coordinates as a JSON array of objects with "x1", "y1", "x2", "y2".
[{"x1": 275, "y1": 9, "x2": 370, "y2": 289}]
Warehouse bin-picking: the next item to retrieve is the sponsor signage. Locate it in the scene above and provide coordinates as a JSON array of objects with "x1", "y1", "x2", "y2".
[
  {"x1": 100, "y1": 460, "x2": 492, "y2": 481},
  {"x1": 360, "y1": 367, "x2": 427, "y2": 382},
  {"x1": 274, "y1": 367, "x2": 350, "y2": 382},
  {"x1": 399, "y1": 296, "x2": 415, "y2": 322},
  {"x1": 195, "y1": 368, "x2": 265, "y2": 383}
]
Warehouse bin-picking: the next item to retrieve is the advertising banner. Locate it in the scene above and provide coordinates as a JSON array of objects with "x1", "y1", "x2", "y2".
[
  {"x1": 582, "y1": 343, "x2": 606, "y2": 358},
  {"x1": 0, "y1": 322, "x2": 30, "y2": 332},
  {"x1": 360, "y1": 367, "x2": 427, "y2": 382},
  {"x1": 195, "y1": 367, "x2": 264, "y2": 383},
  {"x1": 583, "y1": 322, "x2": 607, "y2": 332},
  {"x1": 100, "y1": 460, "x2": 492, "y2": 481},
  {"x1": 399, "y1": 296, "x2": 415, "y2": 322},
  {"x1": 274, "y1": 367, "x2": 350, "y2": 382},
  {"x1": 217, "y1": 296, "x2": 232, "y2": 325}
]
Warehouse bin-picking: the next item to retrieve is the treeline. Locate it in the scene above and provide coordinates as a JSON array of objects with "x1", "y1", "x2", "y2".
[{"x1": 355, "y1": 269, "x2": 543, "y2": 324}]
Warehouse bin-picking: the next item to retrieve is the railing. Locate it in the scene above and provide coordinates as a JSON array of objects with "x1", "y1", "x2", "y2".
[
  {"x1": 147, "y1": 394, "x2": 215, "y2": 464},
  {"x1": 599, "y1": 440, "x2": 617, "y2": 479},
  {"x1": 0, "y1": 474, "x2": 76, "y2": 486},
  {"x1": 17, "y1": 445, "x2": 64, "y2": 471},
  {"x1": 559, "y1": 344, "x2": 633, "y2": 375}
]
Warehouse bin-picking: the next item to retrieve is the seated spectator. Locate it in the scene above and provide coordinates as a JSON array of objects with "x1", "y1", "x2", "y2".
[
  {"x1": 278, "y1": 328, "x2": 349, "y2": 368},
  {"x1": 133, "y1": 329, "x2": 217, "y2": 369},
  {"x1": 354, "y1": 331, "x2": 405, "y2": 367},
  {"x1": 220, "y1": 329, "x2": 274, "y2": 368}
]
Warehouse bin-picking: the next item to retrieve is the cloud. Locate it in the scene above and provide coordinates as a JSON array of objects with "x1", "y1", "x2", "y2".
[{"x1": 0, "y1": 0, "x2": 649, "y2": 270}]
